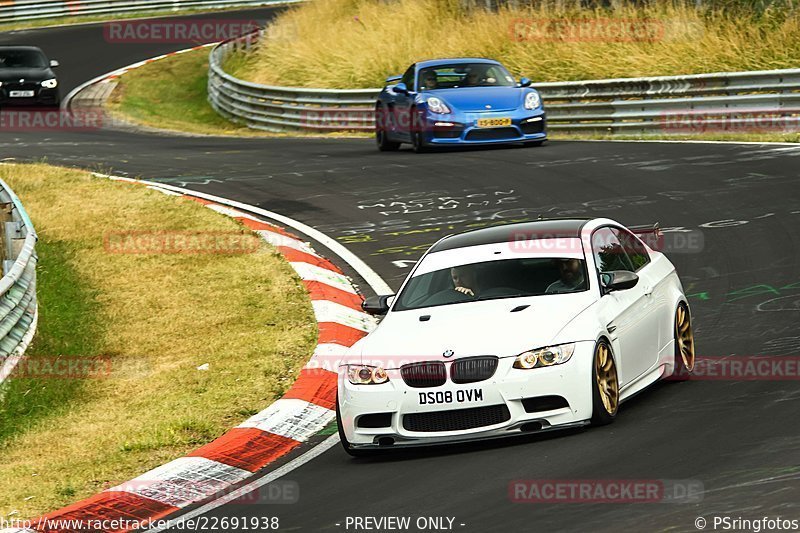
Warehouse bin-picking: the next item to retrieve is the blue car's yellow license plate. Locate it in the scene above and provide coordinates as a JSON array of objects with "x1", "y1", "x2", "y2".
[{"x1": 477, "y1": 117, "x2": 511, "y2": 128}]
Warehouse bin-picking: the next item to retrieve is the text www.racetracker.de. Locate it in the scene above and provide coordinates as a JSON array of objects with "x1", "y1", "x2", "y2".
[{"x1": 0, "y1": 516, "x2": 281, "y2": 531}]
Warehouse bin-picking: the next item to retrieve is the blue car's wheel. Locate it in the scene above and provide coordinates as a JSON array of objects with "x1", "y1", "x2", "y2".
[
  {"x1": 525, "y1": 140, "x2": 545, "y2": 147},
  {"x1": 410, "y1": 108, "x2": 429, "y2": 153},
  {"x1": 375, "y1": 105, "x2": 400, "y2": 152}
]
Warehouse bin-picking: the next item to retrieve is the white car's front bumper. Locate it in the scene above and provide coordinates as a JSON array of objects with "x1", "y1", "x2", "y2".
[{"x1": 338, "y1": 341, "x2": 596, "y2": 449}]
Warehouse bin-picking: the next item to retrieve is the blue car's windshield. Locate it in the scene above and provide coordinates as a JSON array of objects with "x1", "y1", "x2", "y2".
[{"x1": 417, "y1": 63, "x2": 516, "y2": 91}]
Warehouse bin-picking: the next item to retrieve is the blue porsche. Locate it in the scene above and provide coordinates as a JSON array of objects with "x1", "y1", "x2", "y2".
[{"x1": 375, "y1": 58, "x2": 546, "y2": 152}]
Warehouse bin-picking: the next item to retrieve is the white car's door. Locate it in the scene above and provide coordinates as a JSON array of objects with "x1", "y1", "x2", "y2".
[{"x1": 591, "y1": 227, "x2": 660, "y2": 387}]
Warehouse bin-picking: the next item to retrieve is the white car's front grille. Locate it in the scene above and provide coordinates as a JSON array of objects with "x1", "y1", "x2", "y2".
[
  {"x1": 400, "y1": 361, "x2": 447, "y2": 388},
  {"x1": 451, "y1": 356, "x2": 499, "y2": 384}
]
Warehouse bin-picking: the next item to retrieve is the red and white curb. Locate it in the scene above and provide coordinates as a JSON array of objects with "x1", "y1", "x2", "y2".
[
  {"x1": 1, "y1": 176, "x2": 386, "y2": 533},
  {"x1": 62, "y1": 43, "x2": 218, "y2": 111}
]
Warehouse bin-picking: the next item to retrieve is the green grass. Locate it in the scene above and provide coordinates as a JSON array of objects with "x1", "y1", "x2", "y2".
[
  {"x1": 108, "y1": 48, "x2": 363, "y2": 137},
  {"x1": 0, "y1": 241, "x2": 102, "y2": 442},
  {"x1": 107, "y1": 48, "x2": 254, "y2": 136},
  {"x1": 226, "y1": 0, "x2": 800, "y2": 88},
  {"x1": 106, "y1": 8, "x2": 799, "y2": 143},
  {"x1": 0, "y1": 163, "x2": 317, "y2": 518}
]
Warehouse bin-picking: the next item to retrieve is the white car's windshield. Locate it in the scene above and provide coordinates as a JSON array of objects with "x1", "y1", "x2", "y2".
[
  {"x1": 394, "y1": 257, "x2": 589, "y2": 311},
  {"x1": 417, "y1": 63, "x2": 516, "y2": 91}
]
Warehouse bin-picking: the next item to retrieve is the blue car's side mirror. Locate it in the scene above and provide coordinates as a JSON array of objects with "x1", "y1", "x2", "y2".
[
  {"x1": 393, "y1": 82, "x2": 409, "y2": 95},
  {"x1": 519, "y1": 77, "x2": 532, "y2": 87}
]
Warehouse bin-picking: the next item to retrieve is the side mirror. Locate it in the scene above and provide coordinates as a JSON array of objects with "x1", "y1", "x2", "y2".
[
  {"x1": 362, "y1": 294, "x2": 395, "y2": 315},
  {"x1": 385, "y1": 75, "x2": 401, "y2": 84},
  {"x1": 50, "y1": 59, "x2": 59, "y2": 68},
  {"x1": 519, "y1": 77, "x2": 532, "y2": 87},
  {"x1": 600, "y1": 271, "x2": 639, "y2": 293},
  {"x1": 393, "y1": 82, "x2": 409, "y2": 95}
]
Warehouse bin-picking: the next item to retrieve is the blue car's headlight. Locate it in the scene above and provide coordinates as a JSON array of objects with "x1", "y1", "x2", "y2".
[
  {"x1": 426, "y1": 96, "x2": 451, "y2": 114},
  {"x1": 524, "y1": 91, "x2": 541, "y2": 110},
  {"x1": 41, "y1": 78, "x2": 58, "y2": 89}
]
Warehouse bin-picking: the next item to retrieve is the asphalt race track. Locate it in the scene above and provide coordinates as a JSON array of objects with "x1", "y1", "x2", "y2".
[{"x1": 2, "y1": 10, "x2": 800, "y2": 533}]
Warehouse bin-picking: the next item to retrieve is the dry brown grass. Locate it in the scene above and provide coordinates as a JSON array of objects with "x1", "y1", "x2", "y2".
[
  {"x1": 0, "y1": 164, "x2": 316, "y2": 519},
  {"x1": 226, "y1": 0, "x2": 800, "y2": 87}
]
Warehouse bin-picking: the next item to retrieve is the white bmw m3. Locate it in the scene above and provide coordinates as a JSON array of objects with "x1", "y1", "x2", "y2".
[{"x1": 336, "y1": 218, "x2": 696, "y2": 455}]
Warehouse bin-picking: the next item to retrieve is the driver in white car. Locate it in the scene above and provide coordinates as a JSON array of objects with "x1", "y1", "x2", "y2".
[
  {"x1": 451, "y1": 265, "x2": 480, "y2": 297},
  {"x1": 546, "y1": 258, "x2": 586, "y2": 294}
]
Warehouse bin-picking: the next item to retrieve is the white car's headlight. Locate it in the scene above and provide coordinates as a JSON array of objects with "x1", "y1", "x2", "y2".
[
  {"x1": 426, "y1": 96, "x2": 451, "y2": 114},
  {"x1": 41, "y1": 78, "x2": 58, "y2": 89},
  {"x1": 346, "y1": 365, "x2": 389, "y2": 385},
  {"x1": 513, "y1": 343, "x2": 575, "y2": 369},
  {"x1": 524, "y1": 91, "x2": 541, "y2": 110}
]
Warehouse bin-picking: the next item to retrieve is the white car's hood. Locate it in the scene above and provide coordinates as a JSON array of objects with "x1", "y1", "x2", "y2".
[{"x1": 355, "y1": 293, "x2": 597, "y2": 366}]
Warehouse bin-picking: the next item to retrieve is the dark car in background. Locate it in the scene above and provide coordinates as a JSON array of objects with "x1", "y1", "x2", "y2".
[{"x1": 0, "y1": 45, "x2": 60, "y2": 107}]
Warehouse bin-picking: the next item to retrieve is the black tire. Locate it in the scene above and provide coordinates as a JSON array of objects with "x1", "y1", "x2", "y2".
[
  {"x1": 375, "y1": 105, "x2": 400, "y2": 152},
  {"x1": 671, "y1": 302, "x2": 696, "y2": 381},
  {"x1": 525, "y1": 139, "x2": 545, "y2": 147},
  {"x1": 410, "y1": 107, "x2": 429, "y2": 153},
  {"x1": 336, "y1": 393, "x2": 370, "y2": 457},
  {"x1": 590, "y1": 339, "x2": 619, "y2": 426}
]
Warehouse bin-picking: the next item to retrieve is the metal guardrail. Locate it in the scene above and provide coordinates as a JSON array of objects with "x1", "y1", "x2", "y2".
[
  {"x1": 0, "y1": 178, "x2": 38, "y2": 387},
  {"x1": 208, "y1": 31, "x2": 800, "y2": 134},
  {"x1": 0, "y1": 0, "x2": 295, "y2": 23}
]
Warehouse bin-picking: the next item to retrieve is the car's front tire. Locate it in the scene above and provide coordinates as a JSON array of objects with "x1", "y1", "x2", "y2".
[
  {"x1": 375, "y1": 105, "x2": 400, "y2": 152},
  {"x1": 336, "y1": 393, "x2": 371, "y2": 457},
  {"x1": 590, "y1": 339, "x2": 619, "y2": 426},
  {"x1": 410, "y1": 107, "x2": 429, "y2": 153},
  {"x1": 671, "y1": 302, "x2": 696, "y2": 381},
  {"x1": 524, "y1": 139, "x2": 546, "y2": 147}
]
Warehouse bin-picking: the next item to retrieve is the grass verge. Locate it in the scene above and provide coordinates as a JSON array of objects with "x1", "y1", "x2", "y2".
[
  {"x1": 0, "y1": 163, "x2": 316, "y2": 519},
  {"x1": 106, "y1": 16, "x2": 797, "y2": 143},
  {"x1": 226, "y1": 0, "x2": 800, "y2": 88},
  {"x1": 106, "y1": 48, "x2": 367, "y2": 137},
  {"x1": 106, "y1": 48, "x2": 255, "y2": 136}
]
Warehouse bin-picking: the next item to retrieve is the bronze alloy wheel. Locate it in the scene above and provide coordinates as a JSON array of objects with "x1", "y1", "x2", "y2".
[
  {"x1": 595, "y1": 342, "x2": 619, "y2": 415},
  {"x1": 676, "y1": 304, "x2": 696, "y2": 372}
]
